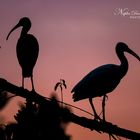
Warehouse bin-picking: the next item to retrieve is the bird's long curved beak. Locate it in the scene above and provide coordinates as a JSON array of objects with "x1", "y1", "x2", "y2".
[
  {"x1": 6, "y1": 23, "x2": 21, "y2": 40},
  {"x1": 127, "y1": 48, "x2": 140, "y2": 61}
]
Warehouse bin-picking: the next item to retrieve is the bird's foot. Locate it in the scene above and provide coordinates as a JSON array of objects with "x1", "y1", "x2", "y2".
[
  {"x1": 94, "y1": 114, "x2": 102, "y2": 122},
  {"x1": 31, "y1": 88, "x2": 37, "y2": 94},
  {"x1": 20, "y1": 86, "x2": 24, "y2": 90},
  {"x1": 93, "y1": 114, "x2": 108, "y2": 123},
  {"x1": 102, "y1": 119, "x2": 106, "y2": 123}
]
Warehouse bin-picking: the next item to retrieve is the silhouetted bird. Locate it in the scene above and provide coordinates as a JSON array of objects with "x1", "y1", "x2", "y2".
[
  {"x1": 71, "y1": 42, "x2": 140, "y2": 121},
  {"x1": 6, "y1": 17, "x2": 39, "y2": 91}
]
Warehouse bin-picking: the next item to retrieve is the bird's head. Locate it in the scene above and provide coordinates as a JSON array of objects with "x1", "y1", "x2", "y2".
[
  {"x1": 6, "y1": 17, "x2": 31, "y2": 40},
  {"x1": 116, "y1": 42, "x2": 140, "y2": 61}
]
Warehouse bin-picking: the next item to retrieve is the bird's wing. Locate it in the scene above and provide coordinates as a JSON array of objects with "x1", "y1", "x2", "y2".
[
  {"x1": 16, "y1": 34, "x2": 39, "y2": 68},
  {"x1": 16, "y1": 34, "x2": 39, "y2": 77},
  {"x1": 72, "y1": 64, "x2": 121, "y2": 99}
]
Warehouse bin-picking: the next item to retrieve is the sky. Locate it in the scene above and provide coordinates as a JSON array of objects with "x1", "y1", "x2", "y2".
[{"x1": 0, "y1": 0, "x2": 140, "y2": 139}]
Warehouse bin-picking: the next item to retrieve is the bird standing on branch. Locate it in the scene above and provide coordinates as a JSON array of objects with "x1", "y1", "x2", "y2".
[
  {"x1": 6, "y1": 17, "x2": 39, "y2": 91},
  {"x1": 71, "y1": 42, "x2": 140, "y2": 121}
]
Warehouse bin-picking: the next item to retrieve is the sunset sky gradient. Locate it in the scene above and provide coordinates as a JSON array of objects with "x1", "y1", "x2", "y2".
[{"x1": 0, "y1": 0, "x2": 140, "y2": 139}]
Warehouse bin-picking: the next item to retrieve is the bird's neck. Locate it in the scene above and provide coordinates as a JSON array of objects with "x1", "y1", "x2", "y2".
[
  {"x1": 20, "y1": 27, "x2": 30, "y2": 37},
  {"x1": 117, "y1": 51, "x2": 129, "y2": 77}
]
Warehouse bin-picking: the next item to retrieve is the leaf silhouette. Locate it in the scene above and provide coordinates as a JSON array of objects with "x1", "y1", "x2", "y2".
[
  {"x1": 54, "y1": 82, "x2": 61, "y2": 91},
  {"x1": 61, "y1": 79, "x2": 67, "y2": 89},
  {"x1": 0, "y1": 90, "x2": 15, "y2": 110}
]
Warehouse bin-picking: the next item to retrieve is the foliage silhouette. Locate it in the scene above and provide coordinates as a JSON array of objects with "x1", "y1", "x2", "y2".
[
  {"x1": 0, "y1": 79, "x2": 140, "y2": 140},
  {"x1": 0, "y1": 89, "x2": 15, "y2": 110},
  {"x1": 54, "y1": 79, "x2": 67, "y2": 107},
  {"x1": 0, "y1": 125, "x2": 6, "y2": 140},
  {"x1": 0, "y1": 95, "x2": 71, "y2": 140}
]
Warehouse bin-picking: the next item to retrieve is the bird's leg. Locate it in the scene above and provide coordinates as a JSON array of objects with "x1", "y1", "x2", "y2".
[
  {"x1": 89, "y1": 98, "x2": 101, "y2": 121},
  {"x1": 102, "y1": 95, "x2": 108, "y2": 122},
  {"x1": 31, "y1": 76, "x2": 35, "y2": 92}
]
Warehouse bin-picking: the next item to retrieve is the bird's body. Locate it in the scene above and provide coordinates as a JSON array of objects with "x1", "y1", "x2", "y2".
[
  {"x1": 6, "y1": 17, "x2": 39, "y2": 91},
  {"x1": 71, "y1": 42, "x2": 140, "y2": 121},
  {"x1": 72, "y1": 64, "x2": 122, "y2": 101},
  {"x1": 17, "y1": 34, "x2": 39, "y2": 78}
]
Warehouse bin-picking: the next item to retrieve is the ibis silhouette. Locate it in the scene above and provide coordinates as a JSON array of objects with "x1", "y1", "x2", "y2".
[
  {"x1": 71, "y1": 42, "x2": 140, "y2": 121},
  {"x1": 6, "y1": 17, "x2": 39, "y2": 91}
]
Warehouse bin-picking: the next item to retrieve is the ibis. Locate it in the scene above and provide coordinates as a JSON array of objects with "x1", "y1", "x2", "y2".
[
  {"x1": 6, "y1": 17, "x2": 39, "y2": 91},
  {"x1": 71, "y1": 42, "x2": 140, "y2": 121}
]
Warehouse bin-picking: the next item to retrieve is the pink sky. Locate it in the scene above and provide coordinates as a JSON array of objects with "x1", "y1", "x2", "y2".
[{"x1": 0, "y1": 0, "x2": 140, "y2": 139}]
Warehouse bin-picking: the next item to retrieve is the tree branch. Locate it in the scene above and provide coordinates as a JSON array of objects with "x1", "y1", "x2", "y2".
[{"x1": 0, "y1": 78, "x2": 140, "y2": 140}]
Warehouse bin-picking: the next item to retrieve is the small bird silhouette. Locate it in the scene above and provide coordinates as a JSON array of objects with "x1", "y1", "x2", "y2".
[
  {"x1": 6, "y1": 17, "x2": 39, "y2": 91},
  {"x1": 71, "y1": 42, "x2": 140, "y2": 121}
]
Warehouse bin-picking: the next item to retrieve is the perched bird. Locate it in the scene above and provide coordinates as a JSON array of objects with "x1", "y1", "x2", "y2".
[
  {"x1": 6, "y1": 17, "x2": 39, "y2": 91},
  {"x1": 71, "y1": 42, "x2": 140, "y2": 121}
]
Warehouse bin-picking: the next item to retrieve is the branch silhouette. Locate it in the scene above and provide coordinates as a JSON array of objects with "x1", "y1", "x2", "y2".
[{"x1": 0, "y1": 78, "x2": 140, "y2": 140}]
